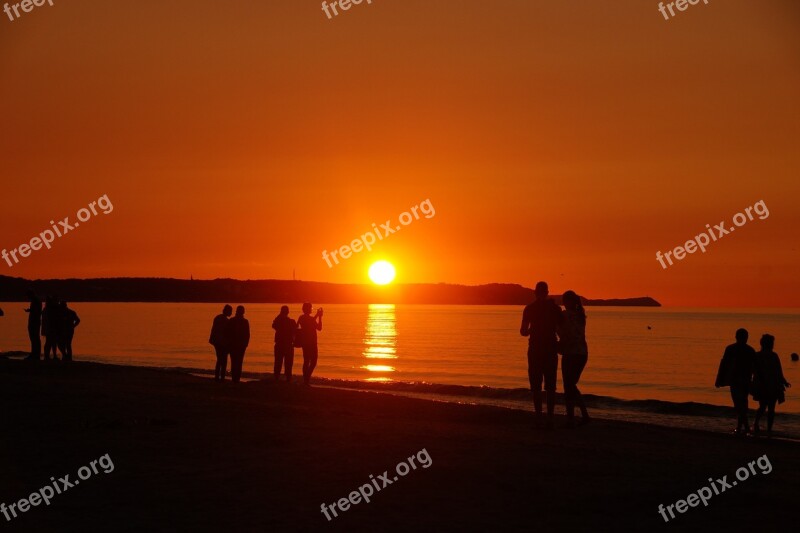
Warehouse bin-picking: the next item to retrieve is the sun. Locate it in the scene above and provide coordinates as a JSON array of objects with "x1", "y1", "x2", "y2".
[{"x1": 369, "y1": 261, "x2": 396, "y2": 285}]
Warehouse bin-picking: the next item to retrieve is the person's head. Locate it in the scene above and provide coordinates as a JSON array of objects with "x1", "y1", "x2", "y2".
[
  {"x1": 302, "y1": 302, "x2": 313, "y2": 315},
  {"x1": 235, "y1": 305, "x2": 245, "y2": 317},
  {"x1": 280, "y1": 305, "x2": 289, "y2": 316},
  {"x1": 60, "y1": 300, "x2": 68, "y2": 309},
  {"x1": 534, "y1": 281, "x2": 549, "y2": 300},
  {"x1": 222, "y1": 304, "x2": 233, "y2": 317},
  {"x1": 562, "y1": 290, "x2": 585, "y2": 318},
  {"x1": 735, "y1": 328, "x2": 748, "y2": 343},
  {"x1": 562, "y1": 290, "x2": 577, "y2": 309},
  {"x1": 760, "y1": 334, "x2": 775, "y2": 351}
]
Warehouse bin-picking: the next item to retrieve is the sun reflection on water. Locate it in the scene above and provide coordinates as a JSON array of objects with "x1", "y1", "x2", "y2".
[{"x1": 362, "y1": 304, "x2": 397, "y2": 380}]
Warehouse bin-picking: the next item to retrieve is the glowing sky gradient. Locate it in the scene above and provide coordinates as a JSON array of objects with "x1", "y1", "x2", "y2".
[{"x1": 1, "y1": 0, "x2": 799, "y2": 306}]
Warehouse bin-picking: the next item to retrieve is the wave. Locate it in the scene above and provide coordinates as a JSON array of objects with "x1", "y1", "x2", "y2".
[{"x1": 162, "y1": 363, "x2": 800, "y2": 425}]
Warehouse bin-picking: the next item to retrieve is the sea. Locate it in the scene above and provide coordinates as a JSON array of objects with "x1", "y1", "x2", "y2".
[{"x1": 2, "y1": 303, "x2": 799, "y2": 437}]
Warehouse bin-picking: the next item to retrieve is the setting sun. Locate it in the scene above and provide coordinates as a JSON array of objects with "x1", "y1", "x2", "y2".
[{"x1": 368, "y1": 261, "x2": 396, "y2": 285}]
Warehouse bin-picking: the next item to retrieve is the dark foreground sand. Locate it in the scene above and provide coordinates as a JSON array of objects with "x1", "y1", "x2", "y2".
[{"x1": 1, "y1": 358, "x2": 798, "y2": 532}]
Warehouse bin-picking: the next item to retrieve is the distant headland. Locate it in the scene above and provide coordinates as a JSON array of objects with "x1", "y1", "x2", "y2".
[{"x1": 0, "y1": 276, "x2": 661, "y2": 306}]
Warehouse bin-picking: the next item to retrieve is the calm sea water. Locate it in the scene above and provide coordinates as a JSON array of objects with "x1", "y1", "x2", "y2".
[{"x1": 1, "y1": 303, "x2": 798, "y2": 415}]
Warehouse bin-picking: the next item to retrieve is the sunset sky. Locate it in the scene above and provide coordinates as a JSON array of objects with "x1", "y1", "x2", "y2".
[{"x1": 1, "y1": 0, "x2": 799, "y2": 306}]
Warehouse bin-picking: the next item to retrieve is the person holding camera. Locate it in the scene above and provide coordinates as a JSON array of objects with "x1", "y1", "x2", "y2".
[{"x1": 297, "y1": 303, "x2": 323, "y2": 386}]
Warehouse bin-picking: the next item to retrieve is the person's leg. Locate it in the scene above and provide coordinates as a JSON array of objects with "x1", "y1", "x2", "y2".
[
  {"x1": 65, "y1": 332, "x2": 74, "y2": 361},
  {"x1": 54, "y1": 334, "x2": 61, "y2": 359},
  {"x1": 285, "y1": 347, "x2": 294, "y2": 382},
  {"x1": 572, "y1": 353, "x2": 589, "y2": 420},
  {"x1": 274, "y1": 344, "x2": 283, "y2": 380},
  {"x1": 729, "y1": 387, "x2": 741, "y2": 430},
  {"x1": 302, "y1": 346, "x2": 310, "y2": 385},
  {"x1": 43, "y1": 336, "x2": 51, "y2": 361},
  {"x1": 213, "y1": 346, "x2": 223, "y2": 380},
  {"x1": 230, "y1": 350, "x2": 240, "y2": 382},
  {"x1": 767, "y1": 400, "x2": 776, "y2": 433},
  {"x1": 754, "y1": 400, "x2": 766, "y2": 432},
  {"x1": 562, "y1": 354, "x2": 577, "y2": 420},
  {"x1": 544, "y1": 352, "x2": 558, "y2": 426},
  {"x1": 528, "y1": 347, "x2": 543, "y2": 419},
  {"x1": 28, "y1": 327, "x2": 41, "y2": 359},
  {"x1": 307, "y1": 345, "x2": 318, "y2": 381},
  {"x1": 740, "y1": 388, "x2": 749, "y2": 430},
  {"x1": 730, "y1": 385, "x2": 748, "y2": 431}
]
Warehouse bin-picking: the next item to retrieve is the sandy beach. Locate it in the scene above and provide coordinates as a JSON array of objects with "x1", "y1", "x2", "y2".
[{"x1": 1, "y1": 355, "x2": 798, "y2": 532}]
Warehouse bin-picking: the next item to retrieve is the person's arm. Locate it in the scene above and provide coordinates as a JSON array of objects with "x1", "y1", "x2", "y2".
[
  {"x1": 244, "y1": 321, "x2": 251, "y2": 348},
  {"x1": 777, "y1": 355, "x2": 790, "y2": 387},
  {"x1": 272, "y1": 317, "x2": 278, "y2": 330},
  {"x1": 520, "y1": 307, "x2": 530, "y2": 337},
  {"x1": 73, "y1": 314, "x2": 80, "y2": 328},
  {"x1": 715, "y1": 348, "x2": 731, "y2": 388},
  {"x1": 209, "y1": 318, "x2": 218, "y2": 345}
]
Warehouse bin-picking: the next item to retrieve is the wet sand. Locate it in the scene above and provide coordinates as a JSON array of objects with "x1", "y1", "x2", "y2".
[{"x1": 0, "y1": 356, "x2": 797, "y2": 531}]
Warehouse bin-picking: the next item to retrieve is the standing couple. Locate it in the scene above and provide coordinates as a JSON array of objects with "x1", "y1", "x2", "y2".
[
  {"x1": 716, "y1": 328, "x2": 791, "y2": 437},
  {"x1": 271, "y1": 303, "x2": 323, "y2": 386},
  {"x1": 520, "y1": 281, "x2": 590, "y2": 429},
  {"x1": 209, "y1": 305, "x2": 251, "y2": 383}
]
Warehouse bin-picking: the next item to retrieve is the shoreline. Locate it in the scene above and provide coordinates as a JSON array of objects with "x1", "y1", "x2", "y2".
[{"x1": 4, "y1": 352, "x2": 799, "y2": 440}]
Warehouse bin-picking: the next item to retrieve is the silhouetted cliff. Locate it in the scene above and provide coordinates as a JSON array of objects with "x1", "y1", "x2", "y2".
[{"x1": 0, "y1": 276, "x2": 660, "y2": 306}]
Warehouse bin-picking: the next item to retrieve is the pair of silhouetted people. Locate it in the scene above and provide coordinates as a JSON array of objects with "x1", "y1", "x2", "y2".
[
  {"x1": 272, "y1": 305, "x2": 296, "y2": 382},
  {"x1": 520, "y1": 282, "x2": 590, "y2": 428},
  {"x1": 208, "y1": 305, "x2": 250, "y2": 383},
  {"x1": 716, "y1": 329, "x2": 791, "y2": 436},
  {"x1": 272, "y1": 303, "x2": 323, "y2": 385},
  {"x1": 24, "y1": 290, "x2": 80, "y2": 362}
]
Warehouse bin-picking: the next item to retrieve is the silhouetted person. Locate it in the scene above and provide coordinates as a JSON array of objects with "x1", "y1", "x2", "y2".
[
  {"x1": 58, "y1": 301, "x2": 80, "y2": 362},
  {"x1": 520, "y1": 281, "x2": 562, "y2": 428},
  {"x1": 559, "y1": 290, "x2": 590, "y2": 427},
  {"x1": 24, "y1": 290, "x2": 42, "y2": 360},
  {"x1": 297, "y1": 303, "x2": 323, "y2": 386},
  {"x1": 41, "y1": 296, "x2": 62, "y2": 361},
  {"x1": 272, "y1": 305, "x2": 296, "y2": 382},
  {"x1": 209, "y1": 305, "x2": 232, "y2": 381},
  {"x1": 752, "y1": 334, "x2": 791, "y2": 437},
  {"x1": 715, "y1": 328, "x2": 756, "y2": 435},
  {"x1": 228, "y1": 306, "x2": 250, "y2": 383}
]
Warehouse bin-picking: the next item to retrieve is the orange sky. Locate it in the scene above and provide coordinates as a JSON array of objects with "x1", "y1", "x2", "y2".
[{"x1": 1, "y1": 0, "x2": 799, "y2": 306}]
